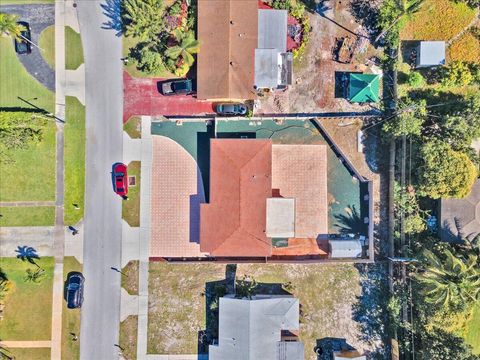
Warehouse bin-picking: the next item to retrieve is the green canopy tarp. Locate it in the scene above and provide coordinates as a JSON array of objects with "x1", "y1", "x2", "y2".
[{"x1": 348, "y1": 73, "x2": 380, "y2": 103}]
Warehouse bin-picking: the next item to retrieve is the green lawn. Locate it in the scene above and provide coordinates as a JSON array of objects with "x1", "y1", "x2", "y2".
[
  {"x1": 65, "y1": 26, "x2": 84, "y2": 71},
  {"x1": 124, "y1": 116, "x2": 142, "y2": 139},
  {"x1": 0, "y1": 119, "x2": 56, "y2": 202},
  {"x1": 122, "y1": 161, "x2": 141, "y2": 227},
  {"x1": 0, "y1": 37, "x2": 54, "y2": 112},
  {"x1": 120, "y1": 315, "x2": 138, "y2": 360},
  {"x1": 400, "y1": 0, "x2": 477, "y2": 41},
  {"x1": 62, "y1": 257, "x2": 82, "y2": 360},
  {"x1": 39, "y1": 25, "x2": 55, "y2": 69},
  {"x1": 465, "y1": 304, "x2": 480, "y2": 354},
  {"x1": 0, "y1": 257, "x2": 54, "y2": 340},
  {"x1": 121, "y1": 260, "x2": 139, "y2": 296},
  {"x1": 0, "y1": 206, "x2": 55, "y2": 226},
  {"x1": 3, "y1": 348, "x2": 51, "y2": 360},
  {"x1": 64, "y1": 96, "x2": 85, "y2": 225}
]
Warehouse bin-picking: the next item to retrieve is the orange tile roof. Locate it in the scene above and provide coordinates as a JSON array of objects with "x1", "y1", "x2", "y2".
[
  {"x1": 197, "y1": 0, "x2": 258, "y2": 100},
  {"x1": 200, "y1": 139, "x2": 272, "y2": 257}
]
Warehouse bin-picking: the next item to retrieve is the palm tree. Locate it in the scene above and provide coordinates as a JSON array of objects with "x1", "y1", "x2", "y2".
[
  {"x1": 0, "y1": 12, "x2": 24, "y2": 41},
  {"x1": 24, "y1": 268, "x2": 45, "y2": 284},
  {"x1": 375, "y1": 0, "x2": 425, "y2": 44},
  {"x1": 0, "y1": 12, "x2": 41, "y2": 50},
  {"x1": 165, "y1": 30, "x2": 200, "y2": 67},
  {"x1": 123, "y1": 0, "x2": 165, "y2": 41},
  {"x1": 15, "y1": 246, "x2": 40, "y2": 267},
  {"x1": 415, "y1": 249, "x2": 480, "y2": 310}
]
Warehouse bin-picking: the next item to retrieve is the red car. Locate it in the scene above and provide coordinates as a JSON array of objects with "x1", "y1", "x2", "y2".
[{"x1": 112, "y1": 163, "x2": 128, "y2": 197}]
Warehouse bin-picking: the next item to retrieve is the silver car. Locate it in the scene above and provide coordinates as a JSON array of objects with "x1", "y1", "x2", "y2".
[{"x1": 215, "y1": 103, "x2": 247, "y2": 116}]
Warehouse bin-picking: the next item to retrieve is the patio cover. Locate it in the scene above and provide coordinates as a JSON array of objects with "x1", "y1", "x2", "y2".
[
  {"x1": 258, "y1": 9, "x2": 288, "y2": 52},
  {"x1": 417, "y1": 41, "x2": 446, "y2": 67},
  {"x1": 348, "y1": 73, "x2": 380, "y2": 103},
  {"x1": 329, "y1": 239, "x2": 363, "y2": 258},
  {"x1": 255, "y1": 48, "x2": 280, "y2": 89}
]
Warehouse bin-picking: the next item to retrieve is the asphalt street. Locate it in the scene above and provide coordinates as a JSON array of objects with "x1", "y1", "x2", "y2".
[{"x1": 77, "y1": 1, "x2": 123, "y2": 359}]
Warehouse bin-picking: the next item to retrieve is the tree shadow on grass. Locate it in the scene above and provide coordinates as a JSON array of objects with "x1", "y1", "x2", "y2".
[
  {"x1": 352, "y1": 263, "x2": 389, "y2": 359},
  {"x1": 100, "y1": 0, "x2": 124, "y2": 36}
]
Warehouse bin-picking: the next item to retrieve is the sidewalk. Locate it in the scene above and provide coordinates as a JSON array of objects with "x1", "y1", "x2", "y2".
[{"x1": 0, "y1": 341, "x2": 51, "y2": 348}]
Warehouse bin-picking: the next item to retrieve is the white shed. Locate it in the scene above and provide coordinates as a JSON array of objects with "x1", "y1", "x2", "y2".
[
  {"x1": 329, "y1": 239, "x2": 363, "y2": 258},
  {"x1": 417, "y1": 41, "x2": 446, "y2": 67}
]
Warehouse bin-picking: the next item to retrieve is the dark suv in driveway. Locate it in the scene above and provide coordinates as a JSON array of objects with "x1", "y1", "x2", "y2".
[
  {"x1": 66, "y1": 272, "x2": 84, "y2": 309},
  {"x1": 14, "y1": 21, "x2": 31, "y2": 54},
  {"x1": 159, "y1": 79, "x2": 193, "y2": 95}
]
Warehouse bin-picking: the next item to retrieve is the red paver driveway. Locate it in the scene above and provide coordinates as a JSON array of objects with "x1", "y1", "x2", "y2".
[{"x1": 123, "y1": 71, "x2": 215, "y2": 122}]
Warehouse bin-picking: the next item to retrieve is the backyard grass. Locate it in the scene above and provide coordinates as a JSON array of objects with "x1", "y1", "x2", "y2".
[
  {"x1": 121, "y1": 260, "x2": 139, "y2": 296},
  {"x1": 400, "y1": 0, "x2": 477, "y2": 41},
  {"x1": 0, "y1": 118, "x2": 56, "y2": 202},
  {"x1": 147, "y1": 263, "x2": 383, "y2": 358},
  {"x1": 447, "y1": 30, "x2": 480, "y2": 63},
  {"x1": 122, "y1": 161, "x2": 141, "y2": 227},
  {"x1": 38, "y1": 25, "x2": 55, "y2": 69},
  {"x1": 0, "y1": 257, "x2": 54, "y2": 340},
  {"x1": 3, "y1": 348, "x2": 51, "y2": 360},
  {"x1": 124, "y1": 116, "x2": 142, "y2": 139},
  {"x1": 65, "y1": 26, "x2": 84, "y2": 70},
  {"x1": 465, "y1": 304, "x2": 480, "y2": 354},
  {"x1": 61, "y1": 257, "x2": 82, "y2": 360},
  {"x1": 0, "y1": 206, "x2": 55, "y2": 226},
  {"x1": 120, "y1": 315, "x2": 138, "y2": 360},
  {"x1": 64, "y1": 96, "x2": 86, "y2": 225},
  {"x1": 0, "y1": 37, "x2": 54, "y2": 112}
]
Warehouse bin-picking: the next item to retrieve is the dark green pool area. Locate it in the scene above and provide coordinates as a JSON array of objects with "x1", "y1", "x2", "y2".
[{"x1": 151, "y1": 119, "x2": 368, "y2": 235}]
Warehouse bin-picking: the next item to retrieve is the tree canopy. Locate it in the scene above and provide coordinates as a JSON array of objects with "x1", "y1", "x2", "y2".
[{"x1": 416, "y1": 140, "x2": 477, "y2": 199}]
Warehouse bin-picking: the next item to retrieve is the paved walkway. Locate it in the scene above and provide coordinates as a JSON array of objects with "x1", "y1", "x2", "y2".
[
  {"x1": 122, "y1": 220, "x2": 140, "y2": 267},
  {"x1": 64, "y1": 221, "x2": 84, "y2": 263},
  {"x1": 0, "y1": 341, "x2": 52, "y2": 348},
  {"x1": 51, "y1": 1, "x2": 67, "y2": 358},
  {"x1": 0, "y1": 4, "x2": 55, "y2": 91},
  {"x1": 65, "y1": 64, "x2": 86, "y2": 105},
  {"x1": 123, "y1": 72, "x2": 214, "y2": 122},
  {"x1": 0, "y1": 201, "x2": 55, "y2": 207},
  {"x1": 120, "y1": 288, "x2": 138, "y2": 322},
  {"x1": 136, "y1": 117, "x2": 152, "y2": 360},
  {"x1": 0, "y1": 227, "x2": 54, "y2": 257}
]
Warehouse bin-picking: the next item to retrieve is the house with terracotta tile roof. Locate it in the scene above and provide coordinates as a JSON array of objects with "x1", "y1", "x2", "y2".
[
  {"x1": 200, "y1": 139, "x2": 329, "y2": 258},
  {"x1": 196, "y1": 0, "x2": 293, "y2": 100}
]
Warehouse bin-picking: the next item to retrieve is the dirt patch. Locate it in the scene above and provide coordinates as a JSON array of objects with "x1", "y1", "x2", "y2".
[
  {"x1": 120, "y1": 315, "x2": 138, "y2": 360},
  {"x1": 257, "y1": 1, "x2": 383, "y2": 114},
  {"x1": 121, "y1": 260, "x2": 139, "y2": 296}
]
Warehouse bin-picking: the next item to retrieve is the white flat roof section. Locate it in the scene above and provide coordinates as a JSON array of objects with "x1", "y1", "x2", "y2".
[
  {"x1": 258, "y1": 9, "x2": 288, "y2": 52},
  {"x1": 255, "y1": 48, "x2": 281, "y2": 89},
  {"x1": 329, "y1": 239, "x2": 363, "y2": 258},
  {"x1": 418, "y1": 41, "x2": 446, "y2": 67},
  {"x1": 266, "y1": 198, "x2": 295, "y2": 238}
]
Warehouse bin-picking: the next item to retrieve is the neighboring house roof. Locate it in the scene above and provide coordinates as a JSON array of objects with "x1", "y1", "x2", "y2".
[
  {"x1": 329, "y1": 239, "x2": 363, "y2": 258},
  {"x1": 440, "y1": 180, "x2": 480, "y2": 242},
  {"x1": 197, "y1": 0, "x2": 258, "y2": 100},
  {"x1": 209, "y1": 296, "x2": 304, "y2": 360},
  {"x1": 417, "y1": 41, "x2": 446, "y2": 67},
  {"x1": 200, "y1": 139, "x2": 273, "y2": 257},
  {"x1": 348, "y1": 73, "x2": 380, "y2": 103},
  {"x1": 258, "y1": 9, "x2": 288, "y2": 52}
]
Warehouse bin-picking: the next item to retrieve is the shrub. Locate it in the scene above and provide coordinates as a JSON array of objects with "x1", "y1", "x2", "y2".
[
  {"x1": 407, "y1": 71, "x2": 425, "y2": 87},
  {"x1": 441, "y1": 61, "x2": 474, "y2": 87},
  {"x1": 129, "y1": 44, "x2": 166, "y2": 75}
]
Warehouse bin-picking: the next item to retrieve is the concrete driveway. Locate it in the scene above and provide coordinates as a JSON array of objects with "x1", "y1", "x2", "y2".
[
  {"x1": 0, "y1": 4, "x2": 55, "y2": 91},
  {"x1": 123, "y1": 71, "x2": 215, "y2": 121}
]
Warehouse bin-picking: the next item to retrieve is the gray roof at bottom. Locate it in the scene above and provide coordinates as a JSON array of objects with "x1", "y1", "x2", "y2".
[
  {"x1": 209, "y1": 296, "x2": 304, "y2": 360},
  {"x1": 258, "y1": 9, "x2": 288, "y2": 52}
]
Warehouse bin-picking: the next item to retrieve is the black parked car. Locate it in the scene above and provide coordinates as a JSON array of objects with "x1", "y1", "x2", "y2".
[
  {"x1": 66, "y1": 272, "x2": 84, "y2": 309},
  {"x1": 14, "y1": 21, "x2": 31, "y2": 54},
  {"x1": 159, "y1": 79, "x2": 193, "y2": 95}
]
